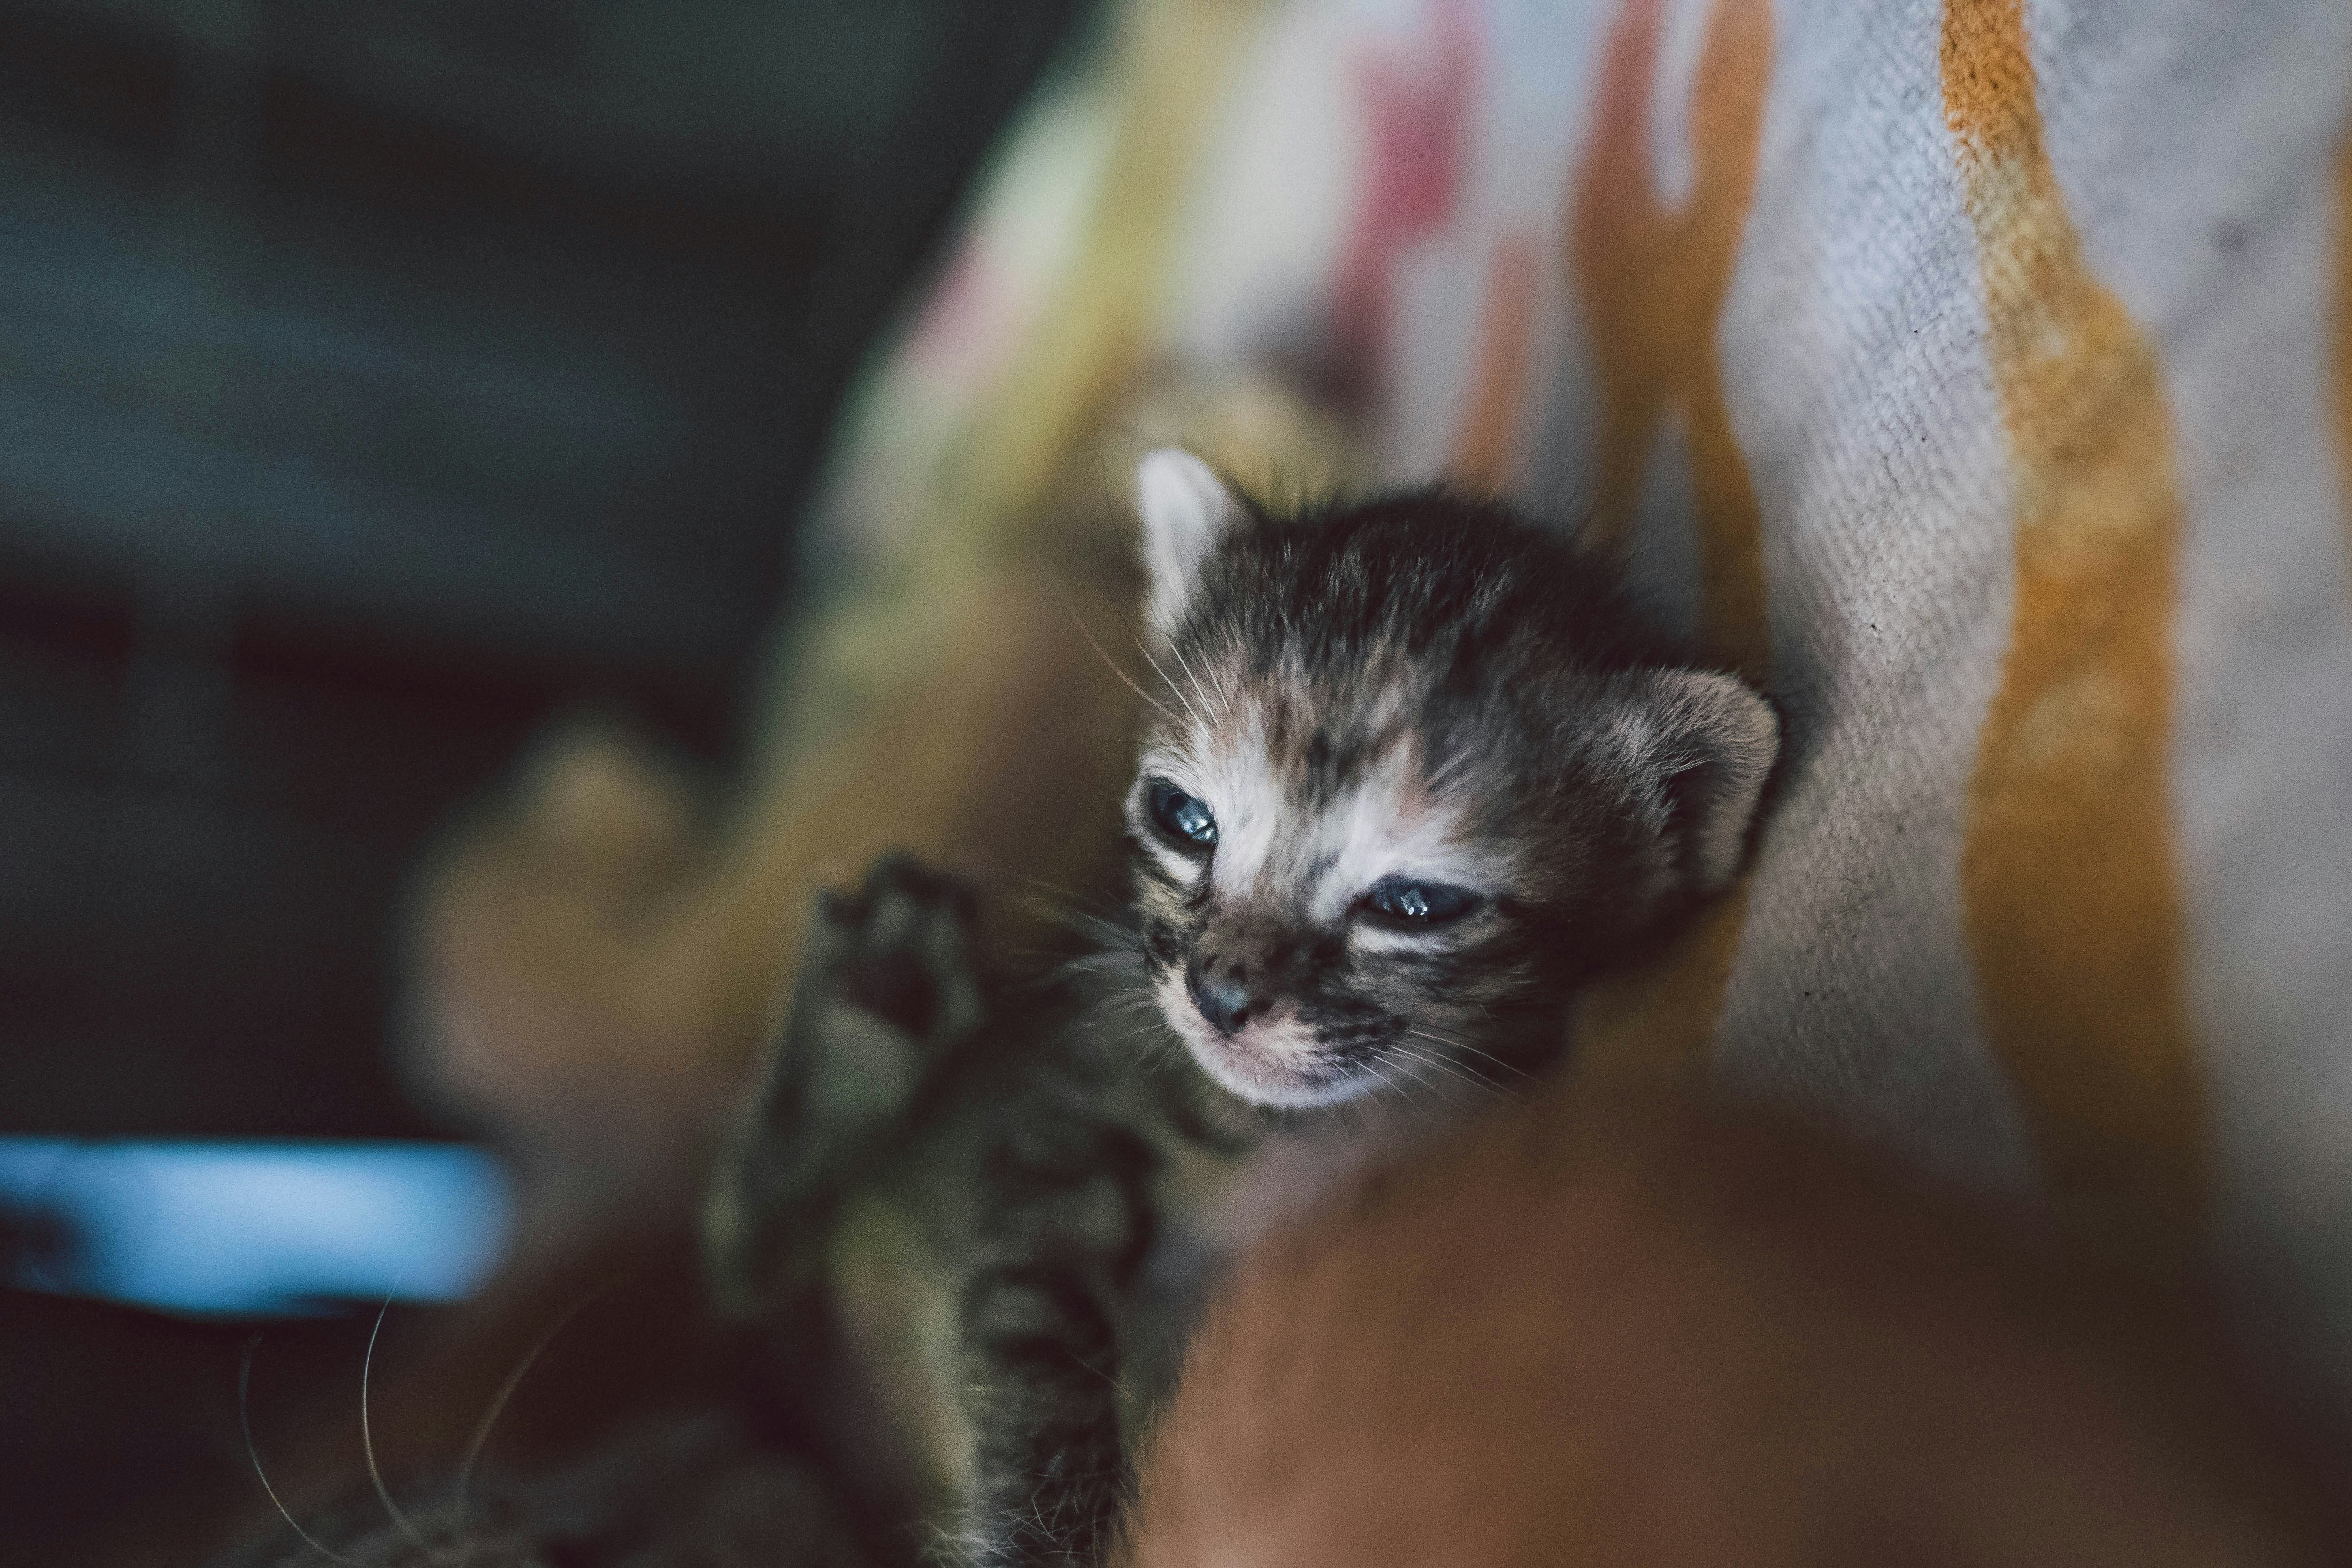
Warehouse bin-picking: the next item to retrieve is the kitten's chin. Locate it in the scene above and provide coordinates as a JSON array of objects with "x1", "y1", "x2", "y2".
[{"x1": 1186, "y1": 1038, "x2": 1378, "y2": 1110}]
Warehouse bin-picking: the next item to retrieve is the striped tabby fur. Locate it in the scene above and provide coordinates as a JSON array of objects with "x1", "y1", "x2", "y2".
[{"x1": 705, "y1": 454, "x2": 1779, "y2": 1565}]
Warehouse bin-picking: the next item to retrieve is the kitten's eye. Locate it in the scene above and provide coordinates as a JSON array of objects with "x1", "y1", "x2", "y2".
[
  {"x1": 1147, "y1": 780, "x2": 1218, "y2": 849},
  {"x1": 1365, "y1": 879, "x2": 1479, "y2": 926}
]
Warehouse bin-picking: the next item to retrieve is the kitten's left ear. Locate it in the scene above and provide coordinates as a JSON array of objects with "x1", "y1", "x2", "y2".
[
  {"x1": 1612, "y1": 670, "x2": 1781, "y2": 893},
  {"x1": 1136, "y1": 448, "x2": 1244, "y2": 640}
]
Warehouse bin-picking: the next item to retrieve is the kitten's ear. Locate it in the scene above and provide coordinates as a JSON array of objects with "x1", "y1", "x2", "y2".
[
  {"x1": 1136, "y1": 448, "x2": 1244, "y2": 639},
  {"x1": 1609, "y1": 670, "x2": 1781, "y2": 893}
]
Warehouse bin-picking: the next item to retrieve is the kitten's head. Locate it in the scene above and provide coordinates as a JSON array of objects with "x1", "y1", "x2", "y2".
[{"x1": 1123, "y1": 450, "x2": 1777, "y2": 1110}]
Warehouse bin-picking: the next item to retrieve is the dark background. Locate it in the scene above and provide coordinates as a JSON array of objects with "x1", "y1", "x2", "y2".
[{"x1": 0, "y1": 0, "x2": 1084, "y2": 1553}]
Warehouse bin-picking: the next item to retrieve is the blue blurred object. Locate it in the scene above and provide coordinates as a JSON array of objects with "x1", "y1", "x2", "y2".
[{"x1": 0, "y1": 1139, "x2": 513, "y2": 1317}]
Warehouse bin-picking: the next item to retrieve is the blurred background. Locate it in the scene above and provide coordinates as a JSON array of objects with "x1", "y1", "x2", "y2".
[{"x1": 0, "y1": 0, "x2": 1084, "y2": 1554}]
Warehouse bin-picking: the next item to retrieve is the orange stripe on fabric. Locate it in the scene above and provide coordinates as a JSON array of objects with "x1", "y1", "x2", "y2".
[
  {"x1": 1571, "y1": 0, "x2": 1773, "y2": 664},
  {"x1": 1943, "y1": 0, "x2": 2202, "y2": 1257},
  {"x1": 1563, "y1": 0, "x2": 1774, "y2": 1086}
]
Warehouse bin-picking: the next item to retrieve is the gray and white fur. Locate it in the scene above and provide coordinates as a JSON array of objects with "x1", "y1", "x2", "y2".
[
  {"x1": 207, "y1": 460, "x2": 1774, "y2": 1568},
  {"x1": 1125, "y1": 449, "x2": 1775, "y2": 1109},
  {"x1": 702, "y1": 453, "x2": 1780, "y2": 1566}
]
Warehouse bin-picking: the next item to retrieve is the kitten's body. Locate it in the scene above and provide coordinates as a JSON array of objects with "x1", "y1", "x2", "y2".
[
  {"x1": 706, "y1": 455, "x2": 1779, "y2": 1565},
  {"x1": 219, "y1": 457, "x2": 1774, "y2": 1568}
]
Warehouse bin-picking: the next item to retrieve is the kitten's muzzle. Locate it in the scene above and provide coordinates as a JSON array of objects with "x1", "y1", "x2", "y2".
[{"x1": 1186, "y1": 954, "x2": 1261, "y2": 1035}]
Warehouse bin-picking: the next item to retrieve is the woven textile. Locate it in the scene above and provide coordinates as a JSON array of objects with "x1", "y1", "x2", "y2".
[{"x1": 807, "y1": 0, "x2": 2352, "y2": 1408}]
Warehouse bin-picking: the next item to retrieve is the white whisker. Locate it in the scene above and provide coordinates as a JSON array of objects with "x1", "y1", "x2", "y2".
[
  {"x1": 454, "y1": 1283, "x2": 614, "y2": 1527},
  {"x1": 1134, "y1": 638, "x2": 1210, "y2": 735},
  {"x1": 1063, "y1": 595, "x2": 1176, "y2": 720},
  {"x1": 1407, "y1": 1028, "x2": 1533, "y2": 1084},
  {"x1": 1167, "y1": 640, "x2": 1225, "y2": 724},
  {"x1": 361, "y1": 1290, "x2": 441, "y2": 1559},
  {"x1": 1368, "y1": 1051, "x2": 1432, "y2": 1114},
  {"x1": 240, "y1": 1334, "x2": 362, "y2": 1566},
  {"x1": 1382, "y1": 1040, "x2": 1498, "y2": 1100}
]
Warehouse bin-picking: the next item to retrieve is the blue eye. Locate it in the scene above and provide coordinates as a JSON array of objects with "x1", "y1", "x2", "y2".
[
  {"x1": 1148, "y1": 781, "x2": 1217, "y2": 848},
  {"x1": 1366, "y1": 879, "x2": 1479, "y2": 925}
]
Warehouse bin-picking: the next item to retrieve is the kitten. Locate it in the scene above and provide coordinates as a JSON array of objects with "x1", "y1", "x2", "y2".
[
  {"x1": 704, "y1": 453, "x2": 1779, "y2": 1566},
  {"x1": 1124, "y1": 450, "x2": 1775, "y2": 1107}
]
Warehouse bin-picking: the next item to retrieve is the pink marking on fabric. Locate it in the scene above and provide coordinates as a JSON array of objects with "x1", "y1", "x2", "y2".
[{"x1": 1330, "y1": 0, "x2": 1483, "y2": 401}]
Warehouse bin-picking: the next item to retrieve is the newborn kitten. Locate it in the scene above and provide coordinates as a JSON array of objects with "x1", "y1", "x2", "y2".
[
  {"x1": 1125, "y1": 450, "x2": 1775, "y2": 1107},
  {"x1": 705, "y1": 453, "x2": 1779, "y2": 1567}
]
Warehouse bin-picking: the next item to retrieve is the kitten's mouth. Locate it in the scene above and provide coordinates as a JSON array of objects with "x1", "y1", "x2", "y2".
[{"x1": 1153, "y1": 973, "x2": 1376, "y2": 1109}]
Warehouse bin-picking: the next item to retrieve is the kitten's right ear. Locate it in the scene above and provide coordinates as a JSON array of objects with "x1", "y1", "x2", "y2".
[{"x1": 1136, "y1": 448, "x2": 1243, "y2": 639}]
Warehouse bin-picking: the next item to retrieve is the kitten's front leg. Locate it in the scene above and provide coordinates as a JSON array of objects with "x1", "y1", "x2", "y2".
[
  {"x1": 956, "y1": 1100, "x2": 1160, "y2": 1566},
  {"x1": 960, "y1": 1264, "x2": 1127, "y2": 1565},
  {"x1": 703, "y1": 854, "x2": 986, "y2": 1319}
]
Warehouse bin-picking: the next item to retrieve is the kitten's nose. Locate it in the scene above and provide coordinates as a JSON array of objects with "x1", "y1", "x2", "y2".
[{"x1": 1187, "y1": 957, "x2": 1255, "y2": 1034}]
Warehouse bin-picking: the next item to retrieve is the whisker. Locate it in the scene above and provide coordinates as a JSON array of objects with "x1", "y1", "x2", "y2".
[
  {"x1": 961, "y1": 876, "x2": 1147, "y2": 974},
  {"x1": 1166, "y1": 640, "x2": 1223, "y2": 723},
  {"x1": 997, "y1": 869, "x2": 1128, "y2": 921},
  {"x1": 1091, "y1": 992, "x2": 1166, "y2": 1020},
  {"x1": 1133, "y1": 638, "x2": 1209, "y2": 734},
  {"x1": 454, "y1": 1283, "x2": 616, "y2": 1526},
  {"x1": 1138, "y1": 1031, "x2": 1190, "y2": 1076},
  {"x1": 1399, "y1": 1022, "x2": 1515, "y2": 1070},
  {"x1": 1368, "y1": 1051, "x2": 1431, "y2": 1115},
  {"x1": 241, "y1": 1334, "x2": 363, "y2": 1567},
  {"x1": 1091, "y1": 958, "x2": 1158, "y2": 992},
  {"x1": 1390, "y1": 1054, "x2": 1482, "y2": 1115},
  {"x1": 1382, "y1": 1041, "x2": 1498, "y2": 1100},
  {"x1": 998, "y1": 885, "x2": 1135, "y2": 938},
  {"x1": 1061, "y1": 593, "x2": 1175, "y2": 721},
  {"x1": 361, "y1": 1292, "x2": 439, "y2": 1559},
  {"x1": 1407, "y1": 1028, "x2": 1534, "y2": 1084},
  {"x1": 1407, "y1": 1044, "x2": 1499, "y2": 1095},
  {"x1": 1060, "y1": 953, "x2": 1146, "y2": 975},
  {"x1": 1064, "y1": 915, "x2": 1143, "y2": 951},
  {"x1": 998, "y1": 892, "x2": 1137, "y2": 950}
]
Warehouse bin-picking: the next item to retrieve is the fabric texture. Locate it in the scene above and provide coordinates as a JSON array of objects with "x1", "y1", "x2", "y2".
[{"x1": 800, "y1": 0, "x2": 2352, "y2": 1414}]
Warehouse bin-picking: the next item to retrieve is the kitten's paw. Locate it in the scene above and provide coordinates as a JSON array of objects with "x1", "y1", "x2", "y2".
[
  {"x1": 705, "y1": 855, "x2": 986, "y2": 1314},
  {"x1": 798, "y1": 853, "x2": 987, "y2": 1095}
]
